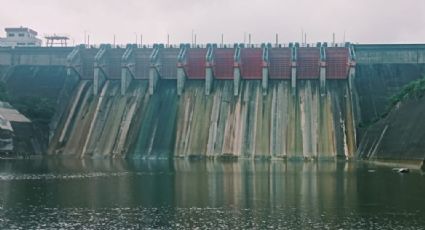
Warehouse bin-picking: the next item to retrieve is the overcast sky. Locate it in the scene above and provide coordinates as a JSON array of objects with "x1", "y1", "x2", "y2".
[{"x1": 0, "y1": 0, "x2": 424, "y2": 45}]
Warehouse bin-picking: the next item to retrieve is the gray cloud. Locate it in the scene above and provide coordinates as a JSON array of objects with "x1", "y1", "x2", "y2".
[{"x1": 0, "y1": 0, "x2": 424, "y2": 45}]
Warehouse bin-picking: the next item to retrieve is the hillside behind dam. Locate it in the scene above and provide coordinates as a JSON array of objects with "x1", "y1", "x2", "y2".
[
  {"x1": 1, "y1": 44, "x2": 425, "y2": 161},
  {"x1": 352, "y1": 44, "x2": 425, "y2": 161}
]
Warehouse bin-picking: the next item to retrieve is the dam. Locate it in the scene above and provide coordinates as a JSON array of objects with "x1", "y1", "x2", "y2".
[
  {"x1": 4, "y1": 1, "x2": 425, "y2": 228},
  {"x1": 1, "y1": 43, "x2": 425, "y2": 160}
]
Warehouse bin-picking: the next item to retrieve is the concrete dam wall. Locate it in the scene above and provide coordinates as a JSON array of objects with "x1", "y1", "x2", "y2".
[
  {"x1": 48, "y1": 79, "x2": 355, "y2": 159},
  {"x1": 4, "y1": 43, "x2": 353, "y2": 159},
  {"x1": 2, "y1": 43, "x2": 425, "y2": 160},
  {"x1": 353, "y1": 45, "x2": 425, "y2": 125}
]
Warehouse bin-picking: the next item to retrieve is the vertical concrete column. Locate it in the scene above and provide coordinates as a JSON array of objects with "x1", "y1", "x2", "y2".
[
  {"x1": 320, "y1": 62, "x2": 326, "y2": 94},
  {"x1": 149, "y1": 67, "x2": 159, "y2": 95},
  {"x1": 348, "y1": 65, "x2": 356, "y2": 91},
  {"x1": 93, "y1": 45, "x2": 109, "y2": 95},
  {"x1": 66, "y1": 45, "x2": 83, "y2": 79},
  {"x1": 291, "y1": 62, "x2": 297, "y2": 95},
  {"x1": 347, "y1": 64, "x2": 357, "y2": 151},
  {"x1": 205, "y1": 67, "x2": 213, "y2": 95},
  {"x1": 261, "y1": 44, "x2": 269, "y2": 95},
  {"x1": 93, "y1": 67, "x2": 106, "y2": 95},
  {"x1": 121, "y1": 68, "x2": 133, "y2": 95},
  {"x1": 177, "y1": 67, "x2": 186, "y2": 96},
  {"x1": 262, "y1": 66, "x2": 268, "y2": 95},
  {"x1": 319, "y1": 44, "x2": 327, "y2": 95},
  {"x1": 234, "y1": 67, "x2": 241, "y2": 96},
  {"x1": 347, "y1": 44, "x2": 357, "y2": 92},
  {"x1": 66, "y1": 67, "x2": 72, "y2": 77},
  {"x1": 121, "y1": 45, "x2": 135, "y2": 95}
]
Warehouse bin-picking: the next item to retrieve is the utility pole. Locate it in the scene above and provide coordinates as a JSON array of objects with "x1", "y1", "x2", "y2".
[
  {"x1": 167, "y1": 34, "x2": 170, "y2": 48},
  {"x1": 221, "y1": 33, "x2": 224, "y2": 48},
  {"x1": 249, "y1": 33, "x2": 251, "y2": 46},
  {"x1": 113, "y1": 34, "x2": 116, "y2": 48},
  {"x1": 301, "y1": 28, "x2": 303, "y2": 45},
  {"x1": 191, "y1": 29, "x2": 194, "y2": 46},
  {"x1": 275, "y1": 33, "x2": 278, "y2": 47},
  {"x1": 84, "y1": 30, "x2": 87, "y2": 47},
  {"x1": 140, "y1": 34, "x2": 143, "y2": 47},
  {"x1": 194, "y1": 34, "x2": 197, "y2": 46}
]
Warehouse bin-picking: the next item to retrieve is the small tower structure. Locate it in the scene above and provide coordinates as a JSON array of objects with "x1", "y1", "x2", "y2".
[{"x1": 45, "y1": 34, "x2": 70, "y2": 47}]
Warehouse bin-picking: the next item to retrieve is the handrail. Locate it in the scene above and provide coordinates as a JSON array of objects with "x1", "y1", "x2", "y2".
[
  {"x1": 149, "y1": 44, "x2": 160, "y2": 64},
  {"x1": 94, "y1": 44, "x2": 110, "y2": 62},
  {"x1": 205, "y1": 43, "x2": 214, "y2": 63},
  {"x1": 121, "y1": 44, "x2": 135, "y2": 62},
  {"x1": 291, "y1": 44, "x2": 298, "y2": 62},
  {"x1": 66, "y1": 45, "x2": 82, "y2": 63},
  {"x1": 74, "y1": 42, "x2": 354, "y2": 50},
  {"x1": 349, "y1": 44, "x2": 356, "y2": 61},
  {"x1": 234, "y1": 44, "x2": 241, "y2": 63},
  {"x1": 320, "y1": 44, "x2": 326, "y2": 61},
  {"x1": 177, "y1": 44, "x2": 188, "y2": 63},
  {"x1": 262, "y1": 43, "x2": 269, "y2": 63}
]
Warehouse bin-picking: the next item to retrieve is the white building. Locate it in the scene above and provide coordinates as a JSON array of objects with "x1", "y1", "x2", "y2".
[{"x1": 0, "y1": 27, "x2": 42, "y2": 47}]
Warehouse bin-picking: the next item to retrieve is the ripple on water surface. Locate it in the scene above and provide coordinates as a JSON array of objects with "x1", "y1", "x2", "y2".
[
  {"x1": 0, "y1": 206, "x2": 424, "y2": 230},
  {"x1": 0, "y1": 159, "x2": 424, "y2": 229},
  {"x1": 0, "y1": 171, "x2": 173, "y2": 181}
]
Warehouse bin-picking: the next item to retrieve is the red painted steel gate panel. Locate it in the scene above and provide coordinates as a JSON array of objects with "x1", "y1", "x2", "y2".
[
  {"x1": 159, "y1": 48, "x2": 180, "y2": 79},
  {"x1": 185, "y1": 48, "x2": 207, "y2": 79},
  {"x1": 240, "y1": 48, "x2": 263, "y2": 79},
  {"x1": 268, "y1": 48, "x2": 292, "y2": 79},
  {"x1": 81, "y1": 49, "x2": 98, "y2": 80},
  {"x1": 297, "y1": 47, "x2": 320, "y2": 79},
  {"x1": 135, "y1": 48, "x2": 153, "y2": 79},
  {"x1": 213, "y1": 48, "x2": 234, "y2": 80},
  {"x1": 108, "y1": 48, "x2": 125, "y2": 79},
  {"x1": 326, "y1": 47, "x2": 349, "y2": 79}
]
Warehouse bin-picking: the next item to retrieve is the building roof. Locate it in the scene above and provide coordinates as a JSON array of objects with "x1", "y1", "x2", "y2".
[
  {"x1": 45, "y1": 35, "x2": 69, "y2": 40},
  {"x1": 5, "y1": 27, "x2": 38, "y2": 36},
  {"x1": 0, "y1": 114, "x2": 13, "y2": 131}
]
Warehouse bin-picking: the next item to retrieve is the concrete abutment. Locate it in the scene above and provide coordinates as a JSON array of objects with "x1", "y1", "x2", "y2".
[
  {"x1": 205, "y1": 67, "x2": 213, "y2": 95},
  {"x1": 177, "y1": 67, "x2": 186, "y2": 96}
]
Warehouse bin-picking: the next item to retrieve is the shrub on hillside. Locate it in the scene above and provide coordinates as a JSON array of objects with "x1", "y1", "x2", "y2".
[
  {"x1": 12, "y1": 96, "x2": 56, "y2": 123},
  {"x1": 390, "y1": 77, "x2": 425, "y2": 106}
]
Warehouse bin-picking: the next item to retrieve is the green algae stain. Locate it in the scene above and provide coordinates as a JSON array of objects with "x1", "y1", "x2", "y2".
[{"x1": 51, "y1": 78, "x2": 357, "y2": 159}]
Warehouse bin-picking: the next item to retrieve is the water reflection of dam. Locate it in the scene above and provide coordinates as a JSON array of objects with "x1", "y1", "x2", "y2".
[
  {"x1": 172, "y1": 160, "x2": 357, "y2": 211},
  {"x1": 0, "y1": 159, "x2": 356, "y2": 212},
  {"x1": 2, "y1": 159, "x2": 424, "y2": 229},
  {"x1": 4, "y1": 43, "x2": 424, "y2": 159}
]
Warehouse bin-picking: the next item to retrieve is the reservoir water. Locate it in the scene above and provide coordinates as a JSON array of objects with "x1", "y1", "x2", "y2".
[{"x1": 0, "y1": 159, "x2": 424, "y2": 229}]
